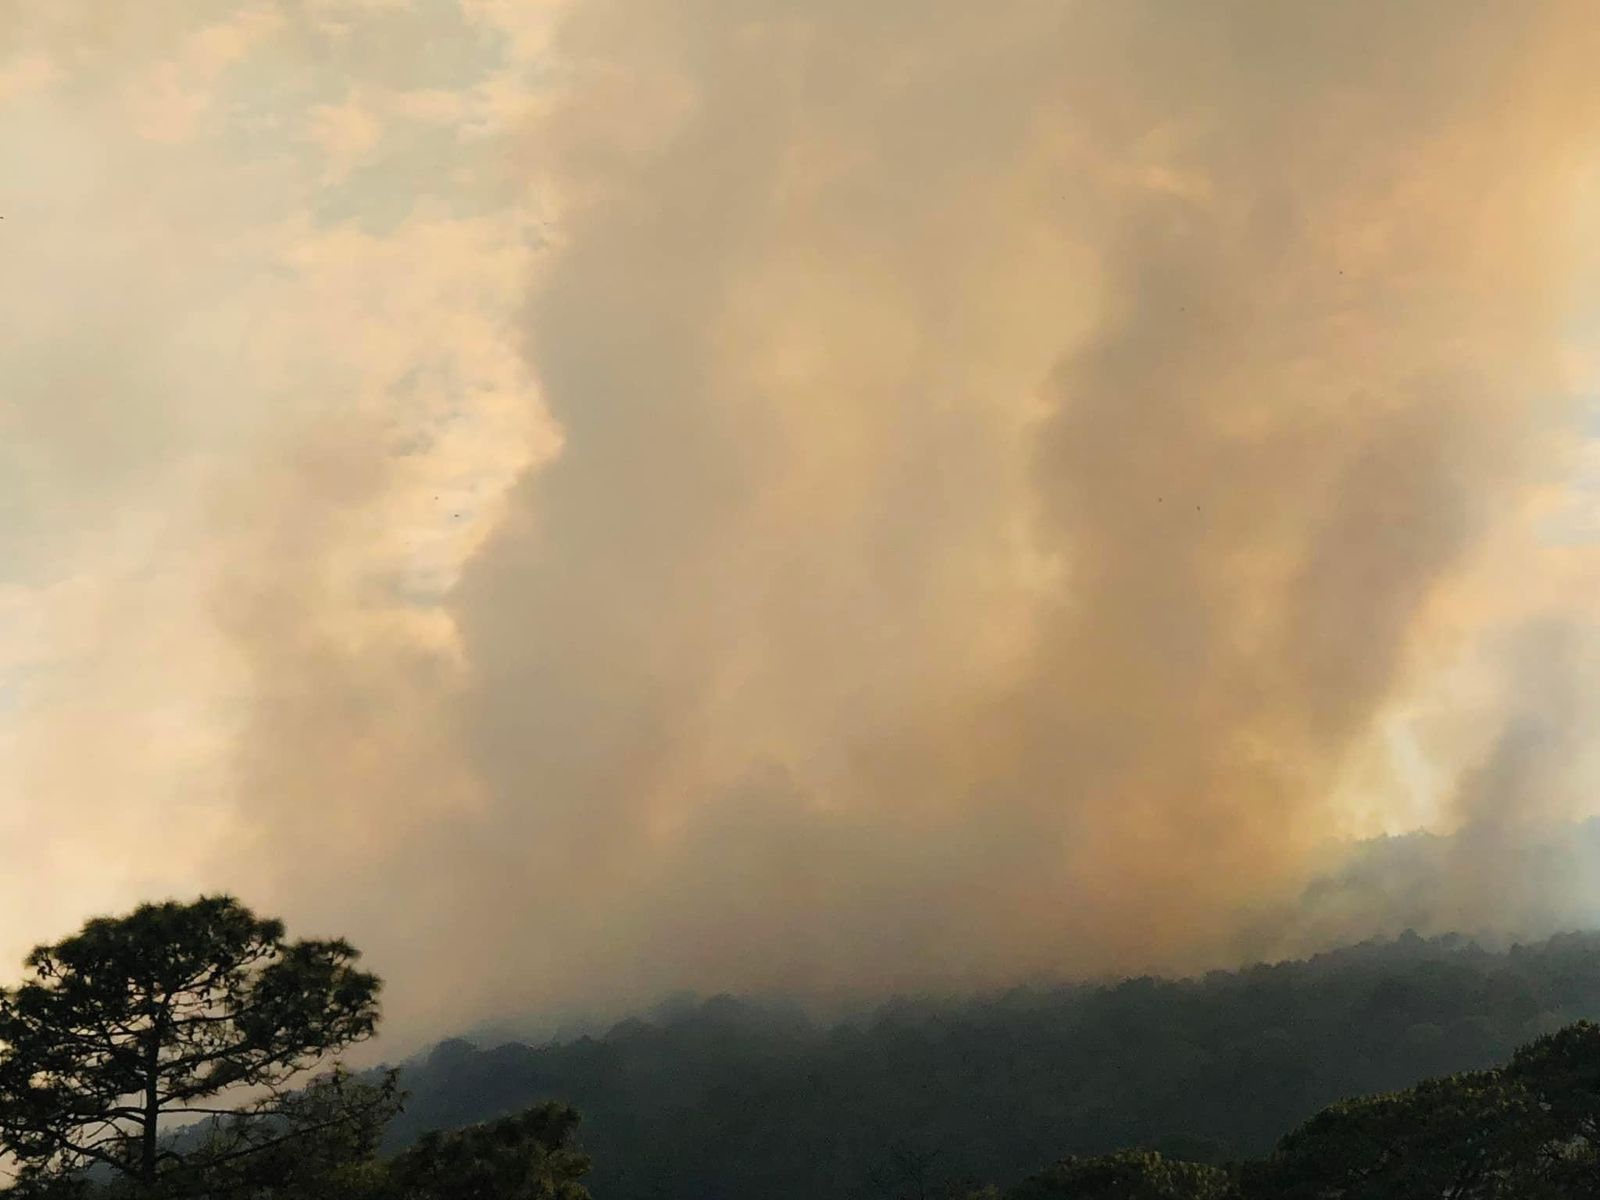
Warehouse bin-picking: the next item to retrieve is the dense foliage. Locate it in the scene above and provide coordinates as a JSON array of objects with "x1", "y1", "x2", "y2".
[
  {"x1": 846, "y1": 1022, "x2": 1600, "y2": 1198},
  {"x1": 388, "y1": 930, "x2": 1600, "y2": 1198},
  {"x1": 9, "y1": 901, "x2": 1600, "y2": 1199},
  {"x1": 1008, "y1": 1150, "x2": 1231, "y2": 1200},
  {"x1": 0, "y1": 898, "x2": 383, "y2": 1193},
  {"x1": 386, "y1": 1104, "x2": 591, "y2": 1200},
  {"x1": 0, "y1": 899, "x2": 593, "y2": 1200}
]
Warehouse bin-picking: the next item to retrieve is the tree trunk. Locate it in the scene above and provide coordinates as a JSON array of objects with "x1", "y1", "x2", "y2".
[{"x1": 141, "y1": 1024, "x2": 161, "y2": 1187}]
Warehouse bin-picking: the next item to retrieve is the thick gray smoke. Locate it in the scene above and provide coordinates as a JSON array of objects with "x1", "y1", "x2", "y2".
[
  {"x1": 8, "y1": 1, "x2": 1600, "y2": 1046},
  {"x1": 384, "y1": 1, "x2": 1600, "y2": 1027}
]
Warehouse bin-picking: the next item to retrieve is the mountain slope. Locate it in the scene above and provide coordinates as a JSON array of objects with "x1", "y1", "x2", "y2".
[{"x1": 385, "y1": 930, "x2": 1600, "y2": 1199}]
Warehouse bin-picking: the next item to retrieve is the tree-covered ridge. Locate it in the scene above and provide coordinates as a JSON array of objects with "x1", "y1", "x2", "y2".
[
  {"x1": 389, "y1": 930, "x2": 1600, "y2": 1199},
  {"x1": 1006, "y1": 1021, "x2": 1600, "y2": 1198},
  {"x1": 9, "y1": 900, "x2": 1600, "y2": 1198}
]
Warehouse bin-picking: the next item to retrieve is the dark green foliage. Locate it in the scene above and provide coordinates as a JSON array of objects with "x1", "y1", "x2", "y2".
[
  {"x1": 385, "y1": 930, "x2": 1600, "y2": 1199},
  {"x1": 1006, "y1": 1150, "x2": 1230, "y2": 1199},
  {"x1": 0, "y1": 897, "x2": 382, "y2": 1195},
  {"x1": 996, "y1": 1019, "x2": 1600, "y2": 1198},
  {"x1": 1223, "y1": 1019, "x2": 1600, "y2": 1198},
  {"x1": 9, "y1": 910, "x2": 1600, "y2": 1200},
  {"x1": 0, "y1": 897, "x2": 595, "y2": 1200},
  {"x1": 1238, "y1": 1072, "x2": 1556, "y2": 1199},
  {"x1": 863, "y1": 1143, "x2": 996, "y2": 1200},
  {"x1": 1507, "y1": 1020, "x2": 1600, "y2": 1144},
  {"x1": 385, "y1": 1103, "x2": 591, "y2": 1200}
]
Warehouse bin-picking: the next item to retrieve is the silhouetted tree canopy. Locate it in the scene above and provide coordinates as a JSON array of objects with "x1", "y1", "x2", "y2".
[
  {"x1": 187, "y1": 1067, "x2": 403, "y2": 1200},
  {"x1": 0, "y1": 897, "x2": 383, "y2": 1195}
]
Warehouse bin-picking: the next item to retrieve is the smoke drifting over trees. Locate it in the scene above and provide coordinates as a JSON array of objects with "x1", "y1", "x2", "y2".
[{"x1": 5, "y1": 1, "x2": 1600, "y2": 1039}]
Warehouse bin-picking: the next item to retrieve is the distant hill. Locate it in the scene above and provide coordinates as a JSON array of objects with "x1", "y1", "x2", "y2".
[{"x1": 383, "y1": 929, "x2": 1600, "y2": 1199}]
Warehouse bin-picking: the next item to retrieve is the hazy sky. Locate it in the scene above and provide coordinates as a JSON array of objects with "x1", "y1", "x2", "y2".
[{"x1": 5, "y1": 0, "x2": 1600, "y2": 1048}]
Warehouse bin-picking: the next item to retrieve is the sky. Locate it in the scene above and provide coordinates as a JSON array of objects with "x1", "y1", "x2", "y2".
[{"x1": 4, "y1": 0, "x2": 1600, "y2": 1049}]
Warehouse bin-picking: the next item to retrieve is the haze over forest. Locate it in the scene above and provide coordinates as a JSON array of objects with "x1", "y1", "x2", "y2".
[{"x1": 6, "y1": 0, "x2": 1600, "y2": 1053}]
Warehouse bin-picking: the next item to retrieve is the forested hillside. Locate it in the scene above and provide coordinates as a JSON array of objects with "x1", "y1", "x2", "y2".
[{"x1": 388, "y1": 930, "x2": 1600, "y2": 1199}]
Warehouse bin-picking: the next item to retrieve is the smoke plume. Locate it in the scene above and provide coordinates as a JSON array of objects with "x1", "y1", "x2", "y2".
[{"x1": 7, "y1": 1, "x2": 1600, "y2": 1043}]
